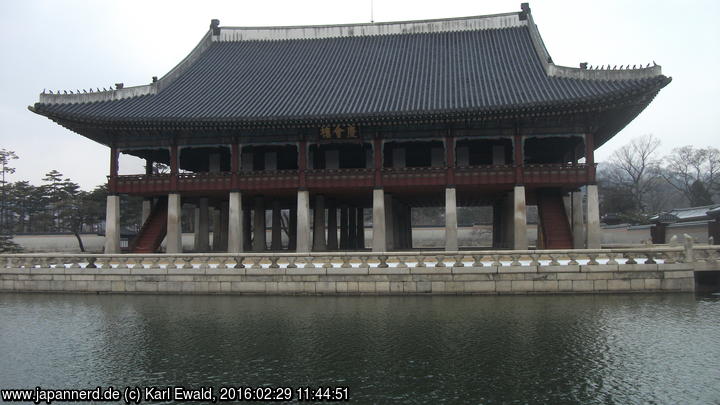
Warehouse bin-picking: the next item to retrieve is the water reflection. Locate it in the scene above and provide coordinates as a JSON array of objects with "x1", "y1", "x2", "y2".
[{"x1": 1, "y1": 293, "x2": 718, "y2": 404}]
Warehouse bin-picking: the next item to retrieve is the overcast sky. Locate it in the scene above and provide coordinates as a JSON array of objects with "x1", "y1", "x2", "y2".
[{"x1": 1, "y1": 0, "x2": 718, "y2": 189}]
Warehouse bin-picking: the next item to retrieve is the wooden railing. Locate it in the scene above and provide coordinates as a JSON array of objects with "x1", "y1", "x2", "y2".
[{"x1": 112, "y1": 163, "x2": 597, "y2": 193}]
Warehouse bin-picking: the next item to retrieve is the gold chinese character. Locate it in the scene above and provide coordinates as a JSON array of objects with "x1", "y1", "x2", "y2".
[
  {"x1": 334, "y1": 125, "x2": 344, "y2": 138},
  {"x1": 346, "y1": 125, "x2": 357, "y2": 138},
  {"x1": 320, "y1": 127, "x2": 332, "y2": 139}
]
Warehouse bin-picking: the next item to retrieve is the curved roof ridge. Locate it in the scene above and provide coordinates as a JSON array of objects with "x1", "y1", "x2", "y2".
[
  {"x1": 521, "y1": 3, "x2": 665, "y2": 80},
  {"x1": 216, "y1": 12, "x2": 525, "y2": 42}
]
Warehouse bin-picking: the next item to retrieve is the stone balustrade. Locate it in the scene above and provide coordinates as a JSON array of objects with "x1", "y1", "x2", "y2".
[{"x1": 0, "y1": 245, "x2": 716, "y2": 295}]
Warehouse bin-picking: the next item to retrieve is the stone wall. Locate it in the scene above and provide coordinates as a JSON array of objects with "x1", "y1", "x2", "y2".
[{"x1": 0, "y1": 263, "x2": 695, "y2": 295}]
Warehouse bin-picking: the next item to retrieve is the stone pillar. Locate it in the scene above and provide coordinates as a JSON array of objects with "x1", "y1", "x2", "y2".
[
  {"x1": 252, "y1": 196, "x2": 266, "y2": 251},
  {"x1": 392, "y1": 200, "x2": 401, "y2": 250},
  {"x1": 195, "y1": 198, "x2": 210, "y2": 252},
  {"x1": 193, "y1": 206, "x2": 200, "y2": 250},
  {"x1": 513, "y1": 186, "x2": 528, "y2": 250},
  {"x1": 586, "y1": 185, "x2": 601, "y2": 249},
  {"x1": 288, "y1": 207, "x2": 297, "y2": 250},
  {"x1": 104, "y1": 195, "x2": 120, "y2": 253},
  {"x1": 211, "y1": 207, "x2": 222, "y2": 251},
  {"x1": 271, "y1": 200, "x2": 283, "y2": 250},
  {"x1": 492, "y1": 199, "x2": 504, "y2": 249},
  {"x1": 296, "y1": 190, "x2": 311, "y2": 253},
  {"x1": 372, "y1": 188, "x2": 386, "y2": 252},
  {"x1": 384, "y1": 194, "x2": 394, "y2": 250},
  {"x1": 356, "y1": 207, "x2": 365, "y2": 249},
  {"x1": 219, "y1": 202, "x2": 229, "y2": 251},
  {"x1": 572, "y1": 191, "x2": 585, "y2": 248},
  {"x1": 339, "y1": 205, "x2": 349, "y2": 249},
  {"x1": 502, "y1": 195, "x2": 515, "y2": 249},
  {"x1": 348, "y1": 207, "x2": 357, "y2": 250},
  {"x1": 166, "y1": 193, "x2": 182, "y2": 253},
  {"x1": 141, "y1": 198, "x2": 152, "y2": 225},
  {"x1": 404, "y1": 205, "x2": 412, "y2": 249},
  {"x1": 243, "y1": 207, "x2": 252, "y2": 251},
  {"x1": 445, "y1": 188, "x2": 458, "y2": 251},
  {"x1": 327, "y1": 202, "x2": 338, "y2": 250},
  {"x1": 312, "y1": 195, "x2": 327, "y2": 251},
  {"x1": 228, "y1": 192, "x2": 243, "y2": 253}
]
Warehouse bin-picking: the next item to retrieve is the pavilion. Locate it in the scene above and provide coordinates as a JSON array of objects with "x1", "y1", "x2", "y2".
[{"x1": 29, "y1": 3, "x2": 670, "y2": 254}]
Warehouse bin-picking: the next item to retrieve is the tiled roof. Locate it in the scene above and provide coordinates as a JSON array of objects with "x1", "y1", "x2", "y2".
[{"x1": 31, "y1": 7, "x2": 670, "y2": 128}]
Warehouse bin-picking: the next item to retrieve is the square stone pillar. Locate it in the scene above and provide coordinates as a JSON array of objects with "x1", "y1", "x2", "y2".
[
  {"x1": 296, "y1": 190, "x2": 311, "y2": 253},
  {"x1": 572, "y1": 191, "x2": 585, "y2": 248},
  {"x1": 166, "y1": 193, "x2": 182, "y2": 253},
  {"x1": 312, "y1": 195, "x2": 327, "y2": 251},
  {"x1": 586, "y1": 185, "x2": 601, "y2": 248},
  {"x1": 271, "y1": 200, "x2": 283, "y2": 250},
  {"x1": 219, "y1": 202, "x2": 229, "y2": 251},
  {"x1": 228, "y1": 192, "x2": 243, "y2": 253},
  {"x1": 372, "y1": 188, "x2": 386, "y2": 252},
  {"x1": 211, "y1": 208, "x2": 222, "y2": 251},
  {"x1": 243, "y1": 208, "x2": 252, "y2": 251},
  {"x1": 104, "y1": 195, "x2": 120, "y2": 253},
  {"x1": 252, "y1": 196, "x2": 266, "y2": 251},
  {"x1": 356, "y1": 207, "x2": 365, "y2": 249},
  {"x1": 445, "y1": 187, "x2": 458, "y2": 251},
  {"x1": 193, "y1": 206, "x2": 200, "y2": 249},
  {"x1": 339, "y1": 206, "x2": 349, "y2": 249},
  {"x1": 327, "y1": 202, "x2": 338, "y2": 250},
  {"x1": 195, "y1": 198, "x2": 210, "y2": 252},
  {"x1": 288, "y1": 207, "x2": 297, "y2": 250},
  {"x1": 513, "y1": 186, "x2": 528, "y2": 250},
  {"x1": 492, "y1": 199, "x2": 504, "y2": 249},
  {"x1": 348, "y1": 207, "x2": 357, "y2": 250},
  {"x1": 384, "y1": 194, "x2": 394, "y2": 250}
]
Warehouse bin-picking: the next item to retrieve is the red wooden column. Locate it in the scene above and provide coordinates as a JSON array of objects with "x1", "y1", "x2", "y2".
[
  {"x1": 445, "y1": 133, "x2": 455, "y2": 186},
  {"x1": 109, "y1": 146, "x2": 119, "y2": 193},
  {"x1": 373, "y1": 137, "x2": 383, "y2": 187},
  {"x1": 231, "y1": 142, "x2": 239, "y2": 189},
  {"x1": 170, "y1": 144, "x2": 179, "y2": 190},
  {"x1": 585, "y1": 133, "x2": 596, "y2": 183},
  {"x1": 298, "y1": 139, "x2": 307, "y2": 189},
  {"x1": 514, "y1": 134, "x2": 524, "y2": 184}
]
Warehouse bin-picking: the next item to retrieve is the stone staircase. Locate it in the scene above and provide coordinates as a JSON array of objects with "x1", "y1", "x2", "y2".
[
  {"x1": 537, "y1": 190, "x2": 573, "y2": 249},
  {"x1": 130, "y1": 198, "x2": 167, "y2": 253}
]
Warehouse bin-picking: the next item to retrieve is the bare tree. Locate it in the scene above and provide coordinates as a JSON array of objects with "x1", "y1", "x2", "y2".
[
  {"x1": 662, "y1": 146, "x2": 720, "y2": 206},
  {"x1": 604, "y1": 134, "x2": 663, "y2": 214}
]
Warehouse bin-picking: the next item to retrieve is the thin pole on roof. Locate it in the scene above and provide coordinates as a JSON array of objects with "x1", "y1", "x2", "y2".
[{"x1": 370, "y1": 0, "x2": 374, "y2": 23}]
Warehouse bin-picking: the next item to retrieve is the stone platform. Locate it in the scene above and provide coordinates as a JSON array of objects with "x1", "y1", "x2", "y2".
[{"x1": 2, "y1": 245, "x2": 717, "y2": 295}]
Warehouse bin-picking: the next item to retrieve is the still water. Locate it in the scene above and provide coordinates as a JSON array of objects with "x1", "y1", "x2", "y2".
[{"x1": 0, "y1": 293, "x2": 718, "y2": 404}]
